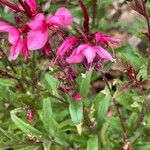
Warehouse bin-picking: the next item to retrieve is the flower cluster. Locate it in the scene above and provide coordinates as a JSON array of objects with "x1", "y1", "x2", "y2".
[
  {"x1": 0, "y1": 0, "x2": 73, "y2": 60},
  {"x1": 56, "y1": 32, "x2": 120, "y2": 70},
  {"x1": 0, "y1": 0, "x2": 120, "y2": 67},
  {"x1": 0, "y1": 0, "x2": 120, "y2": 101}
]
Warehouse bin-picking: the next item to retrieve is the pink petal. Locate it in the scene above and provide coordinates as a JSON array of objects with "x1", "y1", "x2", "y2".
[
  {"x1": 9, "y1": 38, "x2": 23, "y2": 60},
  {"x1": 106, "y1": 37, "x2": 121, "y2": 43},
  {"x1": 47, "y1": 7, "x2": 73, "y2": 26},
  {"x1": 27, "y1": 13, "x2": 47, "y2": 30},
  {"x1": 82, "y1": 46, "x2": 96, "y2": 63},
  {"x1": 27, "y1": 29, "x2": 48, "y2": 50},
  {"x1": 66, "y1": 44, "x2": 96, "y2": 64},
  {"x1": 95, "y1": 32, "x2": 121, "y2": 44},
  {"x1": 95, "y1": 46, "x2": 114, "y2": 61},
  {"x1": 56, "y1": 37, "x2": 77, "y2": 57},
  {"x1": 75, "y1": 44, "x2": 89, "y2": 54},
  {"x1": 22, "y1": 38, "x2": 30, "y2": 60},
  {"x1": 66, "y1": 52, "x2": 84, "y2": 64},
  {"x1": 26, "y1": 0, "x2": 37, "y2": 13},
  {"x1": 0, "y1": 21, "x2": 20, "y2": 44}
]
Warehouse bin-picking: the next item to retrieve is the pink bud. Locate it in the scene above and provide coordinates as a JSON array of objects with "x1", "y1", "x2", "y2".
[
  {"x1": 27, "y1": 109, "x2": 34, "y2": 123},
  {"x1": 72, "y1": 93, "x2": 82, "y2": 101}
]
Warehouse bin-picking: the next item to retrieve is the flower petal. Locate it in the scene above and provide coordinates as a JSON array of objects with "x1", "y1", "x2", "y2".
[
  {"x1": 76, "y1": 44, "x2": 89, "y2": 54},
  {"x1": 95, "y1": 46, "x2": 114, "y2": 61},
  {"x1": 82, "y1": 46, "x2": 96, "y2": 63},
  {"x1": 47, "y1": 7, "x2": 73, "y2": 26},
  {"x1": 26, "y1": 0, "x2": 37, "y2": 13},
  {"x1": 95, "y1": 32, "x2": 121, "y2": 44},
  {"x1": 9, "y1": 38, "x2": 23, "y2": 60},
  {"x1": 27, "y1": 29, "x2": 48, "y2": 50},
  {"x1": 56, "y1": 37, "x2": 77, "y2": 57},
  {"x1": 0, "y1": 21, "x2": 20, "y2": 44},
  {"x1": 66, "y1": 52, "x2": 84, "y2": 64},
  {"x1": 27, "y1": 13, "x2": 46, "y2": 30}
]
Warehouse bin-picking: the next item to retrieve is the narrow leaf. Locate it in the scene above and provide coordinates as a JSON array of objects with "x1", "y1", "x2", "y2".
[
  {"x1": 43, "y1": 73, "x2": 59, "y2": 95},
  {"x1": 11, "y1": 108, "x2": 43, "y2": 137},
  {"x1": 97, "y1": 96, "x2": 110, "y2": 127},
  {"x1": 106, "y1": 116, "x2": 122, "y2": 131},
  {"x1": 43, "y1": 98, "x2": 57, "y2": 136},
  {"x1": 80, "y1": 70, "x2": 92, "y2": 97},
  {"x1": 0, "y1": 79, "x2": 15, "y2": 87},
  {"x1": 86, "y1": 135, "x2": 99, "y2": 150},
  {"x1": 69, "y1": 101, "x2": 83, "y2": 125}
]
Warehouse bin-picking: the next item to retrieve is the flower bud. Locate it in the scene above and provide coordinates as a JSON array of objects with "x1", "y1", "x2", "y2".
[{"x1": 72, "y1": 93, "x2": 82, "y2": 101}]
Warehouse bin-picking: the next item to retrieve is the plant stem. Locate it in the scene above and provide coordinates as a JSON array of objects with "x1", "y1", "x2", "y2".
[
  {"x1": 0, "y1": 49, "x2": 25, "y2": 92},
  {"x1": 0, "y1": 0, "x2": 22, "y2": 12},
  {"x1": 0, "y1": 68, "x2": 26, "y2": 92},
  {"x1": 0, "y1": 68, "x2": 67, "y2": 105},
  {"x1": 47, "y1": 93, "x2": 68, "y2": 105},
  {"x1": 78, "y1": 0, "x2": 89, "y2": 34},
  {"x1": 92, "y1": 0, "x2": 97, "y2": 27},
  {"x1": 141, "y1": 1, "x2": 150, "y2": 74},
  {"x1": 83, "y1": 108, "x2": 97, "y2": 133},
  {"x1": 1, "y1": 49, "x2": 17, "y2": 74},
  {"x1": 102, "y1": 73, "x2": 131, "y2": 150}
]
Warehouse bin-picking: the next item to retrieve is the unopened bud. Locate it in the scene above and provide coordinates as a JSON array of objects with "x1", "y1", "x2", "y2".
[{"x1": 72, "y1": 93, "x2": 82, "y2": 101}]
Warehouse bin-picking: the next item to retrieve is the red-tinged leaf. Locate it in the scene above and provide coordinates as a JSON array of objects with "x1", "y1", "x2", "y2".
[{"x1": 113, "y1": 80, "x2": 133, "y2": 98}]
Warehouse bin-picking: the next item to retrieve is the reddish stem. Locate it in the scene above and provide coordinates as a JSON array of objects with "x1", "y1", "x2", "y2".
[
  {"x1": 0, "y1": 0, "x2": 22, "y2": 12},
  {"x1": 78, "y1": 0, "x2": 89, "y2": 34}
]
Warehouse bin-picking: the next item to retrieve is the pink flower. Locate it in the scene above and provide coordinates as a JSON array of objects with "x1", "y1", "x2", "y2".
[
  {"x1": 47, "y1": 7, "x2": 73, "y2": 26},
  {"x1": 0, "y1": 21, "x2": 23, "y2": 60},
  {"x1": 56, "y1": 37, "x2": 77, "y2": 57},
  {"x1": 27, "y1": 13, "x2": 48, "y2": 50},
  {"x1": 95, "y1": 32, "x2": 121, "y2": 45},
  {"x1": 27, "y1": 8, "x2": 73, "y2": 50},
  {"x1": 19, "y1": 0, "x2": 37, "y2": 14},
  {"x1": 66, "y1": 44, "x2": 114, "y2": 64}
]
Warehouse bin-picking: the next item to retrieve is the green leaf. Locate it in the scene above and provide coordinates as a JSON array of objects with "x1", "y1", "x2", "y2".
[
  {"x1": 43, "y1": 73, "x2": 59, "y2": 95},
  {"x1": 42, "y1": 98, "x2": 57, "y2": 136},
  {"x1": 43, "y1": 140, "x2": 51, "y2": 150},
  {"x1": 86, "y1": 135, "x2": 99, "y2": 150},
  {"x1": 117, "y1": 93, "x2": 134, "y2": 110},
  {"x1": 80, "y1": 70, "x2": 92, "y2": 97},
  {"x1": 118, "y1": 51, "x2": 145, "y2": 68},
  {"x1": 16, "y1": 146, "x2": 41, "y2": 150},
  {"x1": 106, "y1": 116, "x2": 122, "y2": 131},
  {"x1": 134, "y1": 143, "x2": 150, "y2": 150},
  {"x1": 97, "y1": 96, "x2": 110, "y2": 127},
  {"x1": 11, "y1": 108, "x2": 44, "y2": 137},
  {"x1": 0, "y1": 79, "x2": 15, "y2": 87},
  {"x1": 69, "y1": 101, "x2": 83, "y2": 125},
  {"x1": 0, "y1": 145, "x2": 40, "y2": 150},
  {"x1": 54, "y1": 131, "x2": 68, "y2": 146}
]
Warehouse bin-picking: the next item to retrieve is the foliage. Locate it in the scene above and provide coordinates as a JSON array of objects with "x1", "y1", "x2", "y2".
[{"x1": 0, "y1": 0, "x2": 150, "y2": 150}]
